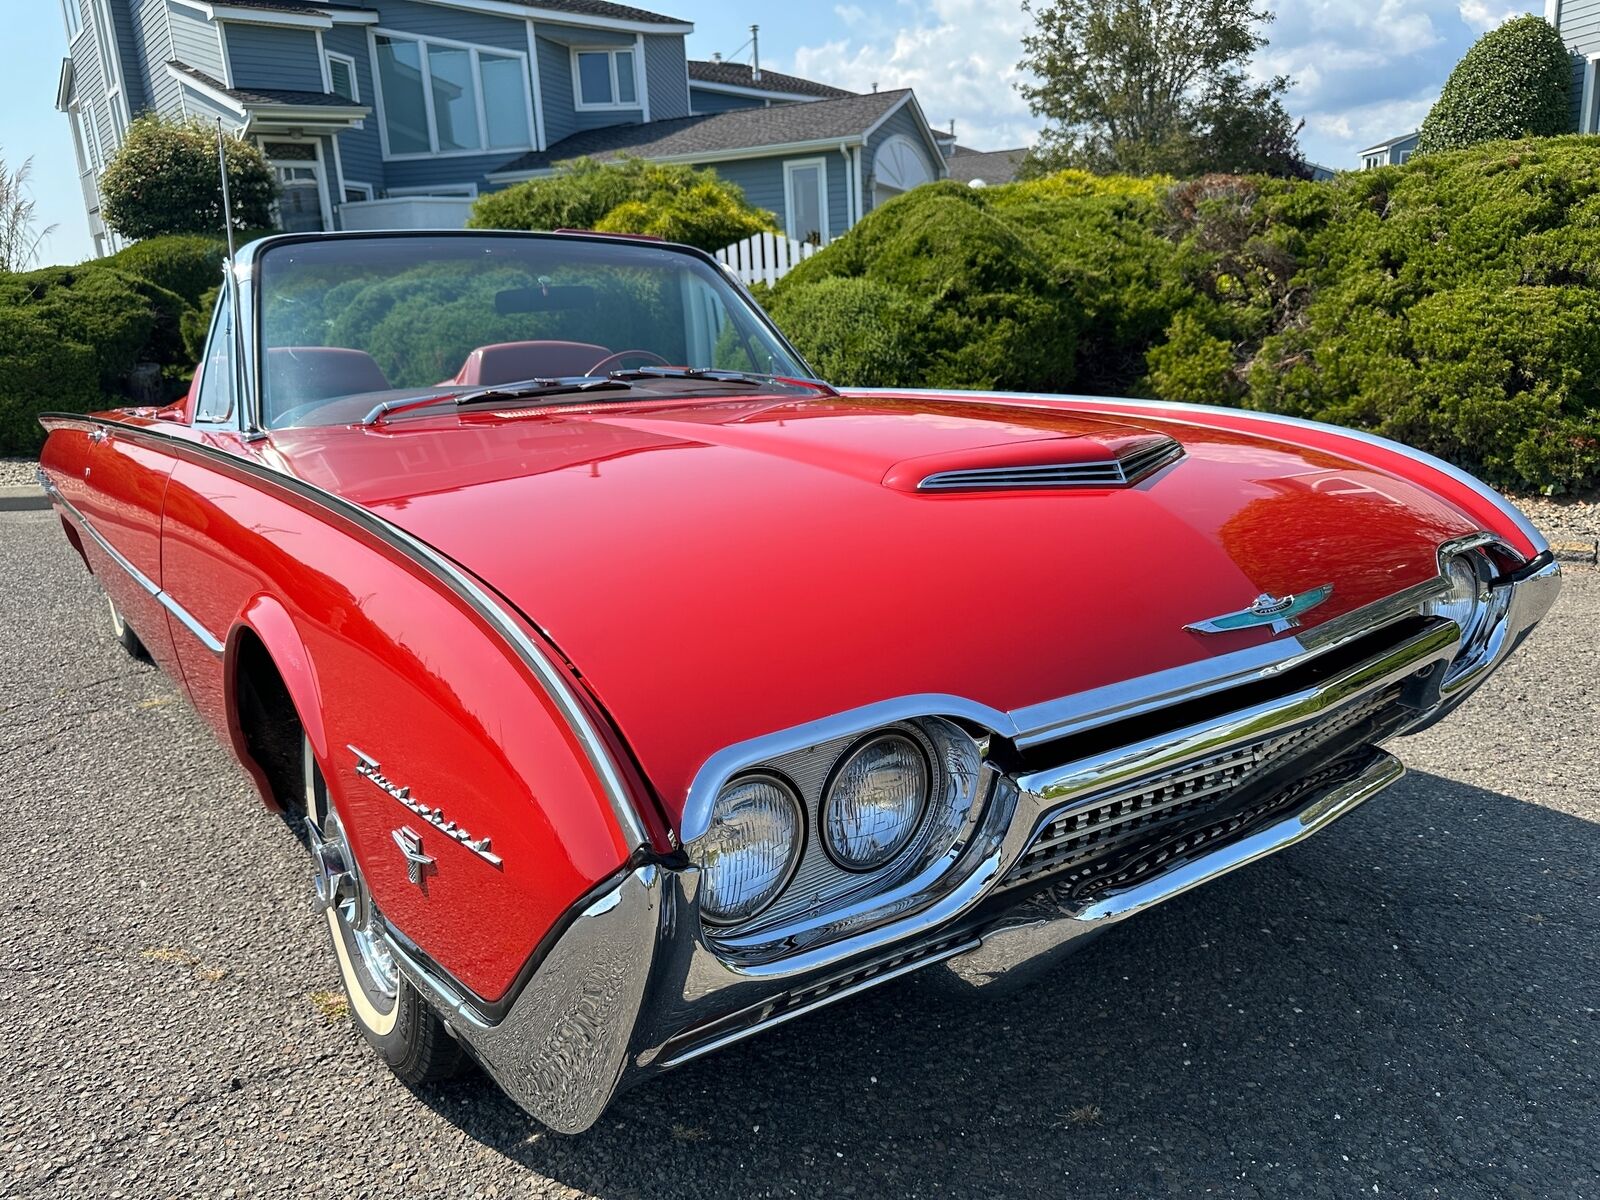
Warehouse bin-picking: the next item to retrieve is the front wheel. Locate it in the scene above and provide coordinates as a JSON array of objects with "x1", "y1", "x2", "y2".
[{"x1": 303, "y1": 738, "x2": 465, "y2": 1085}]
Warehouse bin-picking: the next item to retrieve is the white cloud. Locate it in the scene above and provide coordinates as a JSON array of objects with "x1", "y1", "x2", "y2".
[
  {"x1": 1457, "y1": 0, "x2": 1530, "y2": 31},
  {"x1": 785, "y1": 0, "x2": 1038, "y2": 151},
  {"x1": 781, "y1": 1, "x2": 1541, "y2": 166}
]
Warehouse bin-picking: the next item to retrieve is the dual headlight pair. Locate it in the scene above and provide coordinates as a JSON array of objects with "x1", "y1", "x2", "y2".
[{"x1": 697, "y1": 731, "x2": 932, "y2": 925}]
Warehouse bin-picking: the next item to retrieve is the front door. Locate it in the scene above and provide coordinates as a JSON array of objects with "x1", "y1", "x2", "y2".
[{"x1": 274, "y1": 163, "x2": 328, "y2": 233}]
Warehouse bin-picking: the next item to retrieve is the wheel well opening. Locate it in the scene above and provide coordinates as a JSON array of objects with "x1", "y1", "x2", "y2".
[
  {"x1": 58, "y1": 515, "x2": 90, "y2": 572},
  {"x1": 233, "y1": 629, "x2": 306, "y2": 813}
]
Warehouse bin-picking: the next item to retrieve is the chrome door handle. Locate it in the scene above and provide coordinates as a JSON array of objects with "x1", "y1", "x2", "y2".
[{"x1": 88, "y1": 429, "x2": 108, "y2": 445}]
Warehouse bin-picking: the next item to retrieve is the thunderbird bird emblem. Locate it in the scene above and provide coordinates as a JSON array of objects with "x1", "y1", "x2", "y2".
[
  {"x1": 390, "y1": 826, "x2": 435, "y2": 886},
  {"x1": 1186, "y1": 585, "x2": 1335, "y2": 636}
]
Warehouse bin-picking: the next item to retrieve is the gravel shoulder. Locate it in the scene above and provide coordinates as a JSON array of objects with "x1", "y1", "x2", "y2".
[
  {"x1": 0, "y1": 458, "x2": 41, "y2": 489},
  {"x1": 0, "y1": 512, "x2": 1595, "y2": 1200}
]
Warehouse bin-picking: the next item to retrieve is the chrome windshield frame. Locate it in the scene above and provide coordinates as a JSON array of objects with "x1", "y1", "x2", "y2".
[{"x1": 234, "y1": 229, "x2": 823, "y2": 437}]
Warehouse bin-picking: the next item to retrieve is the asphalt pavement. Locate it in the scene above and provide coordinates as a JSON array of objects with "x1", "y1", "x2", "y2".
[{"x1": 1, "y1": 507, "x2": 1595, "y2": 1200}]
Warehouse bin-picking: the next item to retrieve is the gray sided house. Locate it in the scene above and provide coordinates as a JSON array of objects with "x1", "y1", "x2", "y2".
[
  {"x1": 53, "y1": 0, "x2": 950, "y2": 256},
  {"x1": 1550, "y1": 0, "x2": 1600, "y2": 131},
  {"x1": 1359, "y1": 131, "x2": 1419, "y2": 170}
]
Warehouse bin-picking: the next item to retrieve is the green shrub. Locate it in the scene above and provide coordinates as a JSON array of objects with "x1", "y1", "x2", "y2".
[
  {"x1": 779, "y1": 182, "x2": 1078, "y2": 391},
  {"x1": 107, "y1": 234, "x2": 227, "y2": 307},
  {"x1": 766, "y1": 277, "x2": 930, "y2": 387},
  {"x1": 1417, "y1": 16, "x2": 1572, "y2": 154},
  {"x1": 100, "y1": 115, "x2": 276, "y2": 241},
  {"x1": 0, "y1": 266, "x2": 186, "y2": 392},
  {"x1": 769, "y1": 140, "x2": 1600, "y2": 491},
  {"x1": 183, "y1": 285, "x2": 220, "y2": 362},
  {"x1": 470, "y1": 157, "x2": 777, "y2": 252},
  {"x1": 0, "y1": 308, "x2": 100, "y2": 454}
]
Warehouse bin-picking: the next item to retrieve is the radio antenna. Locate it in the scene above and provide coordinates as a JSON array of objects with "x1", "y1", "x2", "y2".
[{"x1": 215, "y1": 118, "x2": 238, "y2": 264}]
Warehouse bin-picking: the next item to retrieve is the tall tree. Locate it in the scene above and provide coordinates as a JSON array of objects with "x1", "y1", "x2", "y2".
[
  {"x1": 1017, "y1": 0, "x2": 1306, "y2": 179},
  {"x1": 0, "y1": 153, "x2": 57, "y2": 273}
]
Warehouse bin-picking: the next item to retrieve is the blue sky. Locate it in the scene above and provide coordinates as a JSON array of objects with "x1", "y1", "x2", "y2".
[{"x1": 2, "y1": 0, "x2": 1542, "y2": 265}]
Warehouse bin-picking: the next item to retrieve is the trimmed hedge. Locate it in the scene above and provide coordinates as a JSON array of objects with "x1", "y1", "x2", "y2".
[
  {"x1": 0, "y1": 265, "x2": 193, "y2": 453},
  {"x1": 106, "y1": 234, "x2": 227, "y2": 307},
  {"x1": 0, "y1": 308, "x2": 99, "y2": 455},
  {"x1": 771, "y1": 138, "x2": 1600, "y2": 491},
  {"x1": 1416, "y1": 16, "x2": 1572, "y2": 155}
]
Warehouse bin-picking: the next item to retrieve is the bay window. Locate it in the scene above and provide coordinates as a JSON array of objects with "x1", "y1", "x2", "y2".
[{"x1": 372, "y1": 31, "x2": 533, "y2": 159}]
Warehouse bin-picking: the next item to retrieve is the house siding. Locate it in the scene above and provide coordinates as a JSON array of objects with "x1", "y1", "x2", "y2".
[
  {"x1": 137, "y1": 0, "x2": 180, "y2": 116},
  {"x1": 224, "y1": 23, "x2": 324, "y2": 93},
  {"x1": 643, "y1": 34, "x2": 689, "y2": 119},
  {"x1": 1558, "y1": 1, "x2": 1600, "y2": 128},
  {"x1": 711, "y1": 152, "x2": 851, "y2": 244},
  {"x1": 168, "y1": 2, "x2": 227, "y2": 83},
  {"x1": 377, "y1": 0, "x2": 531, "y2": 51},
  {"x1": 177, "y1": 79, "x2": 245, "y2": 127},
  {"x1": 863, "y1": 102, "x2": 942, "y2": 213},
  {"x1": 689, "y1": 86, "x2": 763, "y2": 114},
  {"x1": 106, "y1": 0, "x2": 148, "y2": 112},
  {"x1": 536, "y1": 25, "x2": 644, "y2": 145},
  {"x1": 323, "y1": 25, "x2": 384, "y2": 196}
]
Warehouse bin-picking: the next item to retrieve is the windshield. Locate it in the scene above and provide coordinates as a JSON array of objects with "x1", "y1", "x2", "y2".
[{"x1": 254, "y1": 234, "x2": 811, "y2": 429}]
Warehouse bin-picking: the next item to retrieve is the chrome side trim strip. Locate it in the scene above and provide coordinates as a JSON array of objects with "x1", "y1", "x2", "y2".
[
  {"x1": 40, "y1": 473, "x2": 225, "y2": 657},
  {"x1": 846, "y1": 388, "x2": 1550, "y2": 556},
  {"x1": 36, "y1": 417, "x2": 650, "y2": 853}
]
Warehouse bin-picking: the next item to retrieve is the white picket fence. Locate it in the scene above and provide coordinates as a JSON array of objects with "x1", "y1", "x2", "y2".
[{"x1": 716, "y1": 232, "x2": 819, "y2": 287}]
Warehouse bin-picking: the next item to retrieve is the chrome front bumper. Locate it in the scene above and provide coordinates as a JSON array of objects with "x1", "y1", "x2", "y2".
[{"x1": 385, "y1": 553, "x2": 1562, "y2": 1133}]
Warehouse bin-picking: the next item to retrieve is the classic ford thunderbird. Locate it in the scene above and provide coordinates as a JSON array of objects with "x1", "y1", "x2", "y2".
[{"x1": 38, "y1": 231, "x2": 1559, "y2": 1132}]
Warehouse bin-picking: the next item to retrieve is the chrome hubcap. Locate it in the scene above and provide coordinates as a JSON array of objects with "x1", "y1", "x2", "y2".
[{"x1": 310, "y1": 807, "x2": 400, "y2": 1000}]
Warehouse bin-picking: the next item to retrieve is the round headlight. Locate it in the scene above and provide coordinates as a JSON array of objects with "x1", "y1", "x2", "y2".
[
  {"x1": 697, "y1": 774, "x2": 803, "y2": 925},
  {"x1": 1424, "y1": 554, "x2": 1487, "y2": 644},
  {"x1": 822, "y1": 732, "x2": 931, "y2": 872}
]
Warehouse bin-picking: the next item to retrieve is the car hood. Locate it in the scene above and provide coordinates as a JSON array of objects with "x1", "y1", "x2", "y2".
[{"x1": 269, "y1": 392, "x2": 1482, "y2": 828}]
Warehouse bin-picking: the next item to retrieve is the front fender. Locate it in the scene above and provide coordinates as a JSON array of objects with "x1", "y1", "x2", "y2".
[{"x1": 225, "y1": 593, "x2": 327, "y2": 812}]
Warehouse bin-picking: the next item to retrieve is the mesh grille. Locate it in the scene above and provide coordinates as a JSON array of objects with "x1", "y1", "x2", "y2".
[{"x1": 1003, "y1": 686, "x2": 1402, "y2": 895}]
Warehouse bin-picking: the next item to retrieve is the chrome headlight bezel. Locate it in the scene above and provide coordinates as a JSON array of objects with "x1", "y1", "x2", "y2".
[
  {"x1": 1423, "y1": 542, "x2": 1517, "y2": 685},
  {"x1": 694, "y1": 771, "x2": 806, "y2": 926},
  {"x1": 819, "y1": 731, "x2": 934, "y2": 873}
]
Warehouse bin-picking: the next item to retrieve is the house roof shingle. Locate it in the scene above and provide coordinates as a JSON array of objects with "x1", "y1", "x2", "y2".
[
  {"x1": 946, "y1": 147, "x2": 1028, "y2": 186},
  {"x1": 167, "y1": 60, "x2": 366, "y2": 109},
  {"x1": 494, "y1": 88, "x2": 912, "y2": 175},
  {"x1": 687, "y1": 60, "x2": 853, "y2": 99}
]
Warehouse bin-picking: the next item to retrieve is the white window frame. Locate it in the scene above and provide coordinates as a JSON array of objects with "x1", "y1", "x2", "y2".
[
  {"x1": 60, "y1": 0, "x2": 83, "y2": 40},
  {"x1": 570, "y1": 46, "x2": 641, "y2": 111},
  {"x1": 783, "y1": 157, "x2": 830, "y2": 246},
  {"x1": 342, "y1": 181, "x2": 375, "y2": 202},
  {"x1": 325, "y1": 49, "x2": 360, "y2": 102},
  {"x1": 368, "y1": 27, "x2": 537, "y2": 161}
]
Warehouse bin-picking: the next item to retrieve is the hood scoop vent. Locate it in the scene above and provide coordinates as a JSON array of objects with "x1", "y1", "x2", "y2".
[{"x1": 908, "y1": 434, "x2": 1184, "y2": 493}]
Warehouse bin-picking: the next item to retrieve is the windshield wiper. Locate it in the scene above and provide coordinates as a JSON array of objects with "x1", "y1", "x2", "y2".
[
  {"x1": 607, "y1": 366, "x2": 829, "y2": 392},
  {"x1": 363, "y1": 376, "x2": 634, "y2": 426}
]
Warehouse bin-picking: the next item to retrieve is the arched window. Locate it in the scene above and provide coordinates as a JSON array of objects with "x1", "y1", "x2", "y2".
[{"x1": 872, "y1": 134, "x2": 935, "y2": 208}]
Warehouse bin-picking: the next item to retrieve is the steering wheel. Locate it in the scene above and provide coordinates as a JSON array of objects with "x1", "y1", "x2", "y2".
[{"x1": 587, "y1": 348, "x2": 671, "y2": 376}]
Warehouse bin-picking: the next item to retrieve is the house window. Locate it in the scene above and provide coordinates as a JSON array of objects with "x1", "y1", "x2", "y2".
[
  {"x1": 326, "y1": 51, "x2": 358, "y2": 102},
  {"x1": 344, "y1": 183, "x2": 375, "y2": 203},
  {"x1": 784, "y1": 158, "x2": 829, "y2": 246},
  {"x1": 373, "y1": 30, "x2": 533, "y2": 159},
  {"x1": 88, "y1": 0, "x2": 127, "y2": 136},
  {"x1": 1398, "y1": 151, "x2": 1412, "y2": 165},
  {"x1": 60, "y1": 0, "x2": 82, "y2": 39},
  {"x1": 573, "y1": 48, "x2": 638, "y2": 110}
]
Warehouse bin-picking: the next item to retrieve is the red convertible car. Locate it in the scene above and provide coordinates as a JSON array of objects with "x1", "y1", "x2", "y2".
[{"x1": 38, "y1": 231, "x2": 1560, "y2": 1132}]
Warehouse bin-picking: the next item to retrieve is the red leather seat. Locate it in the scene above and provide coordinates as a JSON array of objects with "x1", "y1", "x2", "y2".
[
  {"x1": 451, "y1": 341, "x2": 610, "y2": 386},
  {"x1": 267, "y1": 348, "x2": 390, "y2": 404}
]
